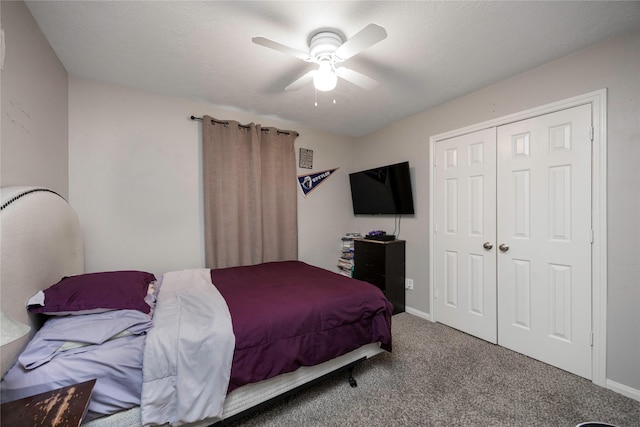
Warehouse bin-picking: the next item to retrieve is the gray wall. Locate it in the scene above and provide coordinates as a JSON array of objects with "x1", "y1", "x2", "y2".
[
  {"x1": 68, "y1": 77, "x2": 357, "y2": 277},
  {"x1": 0, "y1": 1, "x2": 69, "y2": 198},
  {"x1": 355, "y1": 29, "x2": 640, "y2": 393}
]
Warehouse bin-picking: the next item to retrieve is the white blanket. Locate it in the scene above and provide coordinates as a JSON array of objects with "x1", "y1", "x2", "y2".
[{"x1": 141, "y1": 269, "x2": 235, "y2": 426}]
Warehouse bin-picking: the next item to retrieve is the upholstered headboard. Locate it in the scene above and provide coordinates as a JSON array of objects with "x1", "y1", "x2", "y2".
[{"x1": 0, "y1": 187, "x2": 84, "y2": 376}]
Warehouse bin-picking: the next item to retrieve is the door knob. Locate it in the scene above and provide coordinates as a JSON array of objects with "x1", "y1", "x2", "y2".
[
  {"x1": 483, "y1": 242, "x2": 493, "y2": 250},
  {"x1": 499, "y1": 243, "x2": 510, "y2": 252}
]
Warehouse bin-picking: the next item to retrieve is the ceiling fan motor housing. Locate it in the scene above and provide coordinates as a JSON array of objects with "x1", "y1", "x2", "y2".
[{"x1": 309, "y1": 31, "x2": 343, "y2": 62}]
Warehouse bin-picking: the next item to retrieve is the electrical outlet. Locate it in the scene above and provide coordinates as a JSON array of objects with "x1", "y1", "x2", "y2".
[{"x1": 405, "y1": 278, "x2": 414, "y2": 290}]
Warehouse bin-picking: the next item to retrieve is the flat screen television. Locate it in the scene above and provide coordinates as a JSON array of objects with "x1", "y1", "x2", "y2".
[{"x1": 349, "y1": 161, "x2": 415, "y2": 215}]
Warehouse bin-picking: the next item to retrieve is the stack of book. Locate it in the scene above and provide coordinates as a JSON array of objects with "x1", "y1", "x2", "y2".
[{"x1": 338, "y1": 233, "x2": 361, "y2": 277}]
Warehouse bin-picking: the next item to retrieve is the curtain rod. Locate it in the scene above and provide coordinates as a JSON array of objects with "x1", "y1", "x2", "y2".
[{"x1": 190, "y1": 116, "x2": 299, "y2": 136}]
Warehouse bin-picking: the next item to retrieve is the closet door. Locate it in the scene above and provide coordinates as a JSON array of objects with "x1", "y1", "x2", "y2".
[
  {"x1": 496, "y1": 104, "x2": 592, "y2": 379},
  {"x1": 434, "y1": 128, "x2": 497, "y2": 343}
]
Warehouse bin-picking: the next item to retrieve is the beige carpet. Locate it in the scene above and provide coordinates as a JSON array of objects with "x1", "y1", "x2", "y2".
[{"x1": 226, "y1": 313, "x2": 640, "y2": 427}]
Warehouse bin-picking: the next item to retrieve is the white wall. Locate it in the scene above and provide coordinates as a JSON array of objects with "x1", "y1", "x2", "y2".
[
  {"x1": 0, "y1": 1, "x2": 68, "y2": 198},
  {"x1": 69, "y1": 77, "x2": 357, "y2": 277},
  {"x1": 355, "y1": 29, "x2": 640, "y2": 393}
]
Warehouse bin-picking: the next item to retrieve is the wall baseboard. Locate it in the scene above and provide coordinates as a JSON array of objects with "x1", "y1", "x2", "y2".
[
  {"x1": 606, "y1": 379, "x2": 640, "y2": 402},
  {"x1": 404, "y1": 306, "x2": 431, "y2": 321}
]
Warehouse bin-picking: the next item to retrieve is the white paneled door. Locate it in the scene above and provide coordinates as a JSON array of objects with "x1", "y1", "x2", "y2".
[
  {"x1": 434, "y1": 104, "x2": 593, "y2": 379},
  {"x1": 496, "y1": 104, "x2": 592, "y2": 379},
  {"x1": 435, "y1": 128, "x2": 498, "y2": 344}
]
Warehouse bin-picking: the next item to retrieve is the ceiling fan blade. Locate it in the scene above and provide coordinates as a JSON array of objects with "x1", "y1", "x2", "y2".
[
  {"x1": 335, "y1": 67, "x2": 380, "y2": 90},
  {"x1": 334, "y1": 24, "x2": 387, "y2": 61},
  {"x1": 252, "y1": 36, "x2": 312, "y2": 62},
  {"x1": 285, "y1": 70, "x2": 315, "y2": 91}
]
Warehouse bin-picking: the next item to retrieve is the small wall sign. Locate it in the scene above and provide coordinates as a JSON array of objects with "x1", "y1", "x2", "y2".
[{"x1": 299, "y1": 148, "x2": 313, "y2": 169}]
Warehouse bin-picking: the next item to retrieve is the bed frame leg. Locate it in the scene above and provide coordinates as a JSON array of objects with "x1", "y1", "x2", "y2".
[{"x1": 347, "y1": 366, "x2": 358, "y2": 388}]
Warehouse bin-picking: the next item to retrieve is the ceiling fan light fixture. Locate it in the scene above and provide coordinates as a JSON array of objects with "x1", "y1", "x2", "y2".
[{"x1": 313, "y1": 61, "x2": 337, "y2": 91}]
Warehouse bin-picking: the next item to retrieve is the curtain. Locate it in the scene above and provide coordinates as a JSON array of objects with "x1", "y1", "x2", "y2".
[{"x1": 202, "y1": 116, "x2": 298, "y2": 268}]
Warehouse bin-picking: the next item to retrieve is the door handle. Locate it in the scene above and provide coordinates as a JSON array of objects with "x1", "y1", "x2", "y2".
[
  {"x1": 483, "y1": 242, "x2": 493, "y2": 250},
  {"x1": 499, "y1": 243, "x2": 510, "y2": 252}
]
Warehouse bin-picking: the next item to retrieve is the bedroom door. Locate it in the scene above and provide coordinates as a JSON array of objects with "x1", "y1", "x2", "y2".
[
  {"x1": 434, "y1": 128, "x2": 498, "y2": 344},
  {"x1": 496, "y1": 104, "x2": 593, "y2": 379},
  {"x1": 434, "y1": 104, "x2": 593, "y2": 379}
]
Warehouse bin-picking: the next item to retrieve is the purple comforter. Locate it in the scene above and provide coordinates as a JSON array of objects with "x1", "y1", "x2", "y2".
[{"x1": 210, "y1": 261, "x2": 393, "y2": 392}]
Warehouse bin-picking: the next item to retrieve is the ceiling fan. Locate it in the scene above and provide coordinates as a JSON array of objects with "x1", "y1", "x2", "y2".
[{"x1": 252, "y1": 24, "x2": 387, "y2": 92}]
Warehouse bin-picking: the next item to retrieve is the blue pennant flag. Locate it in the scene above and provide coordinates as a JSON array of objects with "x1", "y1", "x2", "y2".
[{"x1": 297, "y1": 168, "x2": 339, "y2": 197}]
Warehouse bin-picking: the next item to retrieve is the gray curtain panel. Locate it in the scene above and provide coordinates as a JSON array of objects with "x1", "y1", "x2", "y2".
[{"x1": 202, "y1": 116, "x2": 298, "y2": 268}]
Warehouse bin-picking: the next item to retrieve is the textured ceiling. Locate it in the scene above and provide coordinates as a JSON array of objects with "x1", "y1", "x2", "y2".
[{"x1": 25, "y1": 1, "x2": 640, "y2": 137}]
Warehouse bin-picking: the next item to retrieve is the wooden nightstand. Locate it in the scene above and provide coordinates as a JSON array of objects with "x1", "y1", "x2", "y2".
[{"x1": 1, "y1": 379, "x2": 96, "y2": 427}]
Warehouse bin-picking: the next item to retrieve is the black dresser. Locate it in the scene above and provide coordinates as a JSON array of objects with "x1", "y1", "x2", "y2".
[{"x1": 353, "y1": 239, "x2": 405, "y2": 314}]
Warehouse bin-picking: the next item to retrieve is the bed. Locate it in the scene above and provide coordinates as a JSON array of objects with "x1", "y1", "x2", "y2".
[{"x1": 0, "y1": 187, "x2": 393, "y2": 426}]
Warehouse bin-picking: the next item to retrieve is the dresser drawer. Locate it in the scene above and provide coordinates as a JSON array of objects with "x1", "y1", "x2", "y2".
[{"x1": 353, "y1": 270, "x2": 386, "y2": 290}]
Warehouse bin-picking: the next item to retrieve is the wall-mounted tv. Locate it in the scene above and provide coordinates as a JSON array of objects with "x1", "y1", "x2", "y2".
[{"x1": 349, "y1": 161, "x2": 415, "y2": 215}]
